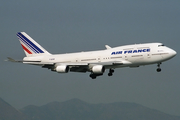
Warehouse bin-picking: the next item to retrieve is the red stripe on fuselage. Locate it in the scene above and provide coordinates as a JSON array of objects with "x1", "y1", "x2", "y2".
[{"x1": 21, "y1": 44, "x2": 32, "y2": 54}]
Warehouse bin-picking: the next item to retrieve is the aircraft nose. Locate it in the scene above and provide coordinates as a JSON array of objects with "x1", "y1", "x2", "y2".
[{"x1": 169, "y1": 49, "x2": 177, "y2": 57}]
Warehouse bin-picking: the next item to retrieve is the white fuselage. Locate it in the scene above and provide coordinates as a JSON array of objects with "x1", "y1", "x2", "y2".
[{"x1": 23, "y1": 43, "x2": 176, "y2": 69}]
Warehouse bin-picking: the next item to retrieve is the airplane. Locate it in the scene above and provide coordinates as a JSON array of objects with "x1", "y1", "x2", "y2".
[{"x1": 7, "y1": 32, "x2": 177, "y2": 79}]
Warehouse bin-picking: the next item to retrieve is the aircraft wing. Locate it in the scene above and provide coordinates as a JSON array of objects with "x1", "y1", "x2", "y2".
[
  {"x1": 42, "y1": 62, "x2": 89, "y2": 73},
  {"x1": 7, "y1": 57, "x2": 130, "y2": 73},
  {"x1": 42, "y1": 60, "x2": 130, "y2": 72}
]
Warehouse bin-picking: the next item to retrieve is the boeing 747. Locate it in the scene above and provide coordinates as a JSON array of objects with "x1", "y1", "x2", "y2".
[{"x1": 8, "y1": 32, "x2": 177, "y2": 79}]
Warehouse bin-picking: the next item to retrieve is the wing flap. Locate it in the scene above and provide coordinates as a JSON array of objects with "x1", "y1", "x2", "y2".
[{"x1": 70, "y1": 66, "x2": 88, "y2": 72}]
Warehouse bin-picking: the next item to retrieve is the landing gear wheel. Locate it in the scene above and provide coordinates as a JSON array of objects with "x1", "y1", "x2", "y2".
[
  {"x1": 108, "y1": 73, "x2": 113, "y2": 76},
  {"x1": 110, "y1": 69, "x2": 114, "y2": 73},
  {"x1": 89, "y1": 74, "x2": 96, "y2": 79},
  {"x1": 91, "y1": 76, "x2": 96, "y2": 79},
  {"x1": 157, "y1": 63, "x2": 162, "y2": 72},
  {"x1": 108, "y1": 69, "x2": 114, "y2": 77},
  {"x1": 157, "y1": 68, "x2": 161, "y2": 72}
]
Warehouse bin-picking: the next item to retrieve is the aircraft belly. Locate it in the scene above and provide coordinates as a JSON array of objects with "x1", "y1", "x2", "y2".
[{"x1": 104, "y1": 64, "x2": 129, "y2": 69}]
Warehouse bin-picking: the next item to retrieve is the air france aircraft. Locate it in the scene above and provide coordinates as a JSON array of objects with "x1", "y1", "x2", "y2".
[{"x1": 8, "y1": 32, "x2": 177, "y2": 79}]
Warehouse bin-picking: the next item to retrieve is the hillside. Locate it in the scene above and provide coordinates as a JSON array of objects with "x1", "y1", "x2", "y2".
[
  {"x1": 0, "y1": 97, "x2": 180, "y2": 120},
  {"x1": 0, "y1": 98, "x2": 29, "y2": 120},
  {"x1": 20, "y1": 98, "x2": 180, "y2": 120}
]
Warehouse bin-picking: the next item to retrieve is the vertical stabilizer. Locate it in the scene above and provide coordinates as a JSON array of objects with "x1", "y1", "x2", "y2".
[{"x1": 17, "y1": 32, "x2": 51, "y2": 57}]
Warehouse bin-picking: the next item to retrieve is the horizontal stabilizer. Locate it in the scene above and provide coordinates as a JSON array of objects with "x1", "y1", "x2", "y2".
[{"x1": 6, "y1": 57, "x2": 23, "y2": 63}]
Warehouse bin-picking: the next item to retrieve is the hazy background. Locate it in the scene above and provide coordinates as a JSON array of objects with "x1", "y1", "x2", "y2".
[{"x1": 0, "y1": 0, "x2": 180, "y2": 116}]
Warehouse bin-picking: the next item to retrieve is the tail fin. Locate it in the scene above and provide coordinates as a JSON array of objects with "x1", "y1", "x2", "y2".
[{"x1": 17, "y1": 32, "x2": 51, "y2": 57}]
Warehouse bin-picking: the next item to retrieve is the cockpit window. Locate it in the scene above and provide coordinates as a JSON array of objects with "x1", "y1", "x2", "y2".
[{"x1": 158, "y1": 44, "x2": 165, "y2": 47}]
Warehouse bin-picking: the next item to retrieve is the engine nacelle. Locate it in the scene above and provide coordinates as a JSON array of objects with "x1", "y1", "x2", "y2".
[
  {"x1": 92, "y1": 65, "x2": 105, "y2": 74},
  {"x1": 56, "y1": 65, "x2": 69, "y2": 73}
]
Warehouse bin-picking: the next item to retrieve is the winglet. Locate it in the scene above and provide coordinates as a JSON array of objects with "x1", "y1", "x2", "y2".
[{"x1": 105, "y1": 45, "x2": 111, "y2": 49}]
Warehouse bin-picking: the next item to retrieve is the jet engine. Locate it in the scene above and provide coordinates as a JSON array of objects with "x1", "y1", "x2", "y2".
[
  {"x1": 56, "y1": 65, "x2": 69, "y2": 73},
  {"x1": 92, "y1": 65, "x2": 105, "y2": 74}
]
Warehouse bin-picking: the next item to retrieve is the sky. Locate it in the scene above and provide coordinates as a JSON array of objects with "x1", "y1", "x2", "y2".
[{"x1": 0, "y1": 0, "x2": 180, "y2": 116}]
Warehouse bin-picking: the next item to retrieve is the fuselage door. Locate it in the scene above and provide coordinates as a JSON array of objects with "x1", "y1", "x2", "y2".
[
  {"x1": 147, "y1": 53, "x2": 151, "y2": 58},
  {"x1": 98, "y1": 56, "x2": 101, "y2": 62}
]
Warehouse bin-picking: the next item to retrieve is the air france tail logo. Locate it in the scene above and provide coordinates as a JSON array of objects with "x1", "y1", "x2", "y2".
[
  {"x1": 17, "y1": 32, "x2": 44, "y2": 54},
  {"x1": 111, "y1": 49, "x2": 150, "y2": 55}
]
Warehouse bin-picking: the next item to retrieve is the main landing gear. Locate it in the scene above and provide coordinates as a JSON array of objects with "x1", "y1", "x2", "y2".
[
  {"x1": 157, "y1": 63, "x2": 162, "y2": 72},
  {"x1": 89, "y1": 69, "x2": 115, "y2": 79},
  {"x1": 89, "y1": 74, "x2": 96, "y2": 79},
  {"x1": 89, "y1": 73, "x2": 103, "y2": 79},
  {"x1": 108, "y1": 69, "x2": 114, "y2": 76}
]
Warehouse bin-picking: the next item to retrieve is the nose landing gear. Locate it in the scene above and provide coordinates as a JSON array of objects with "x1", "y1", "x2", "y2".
[{"x1": 157, "y1": 63, "x2": 162, "y2": 72}]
